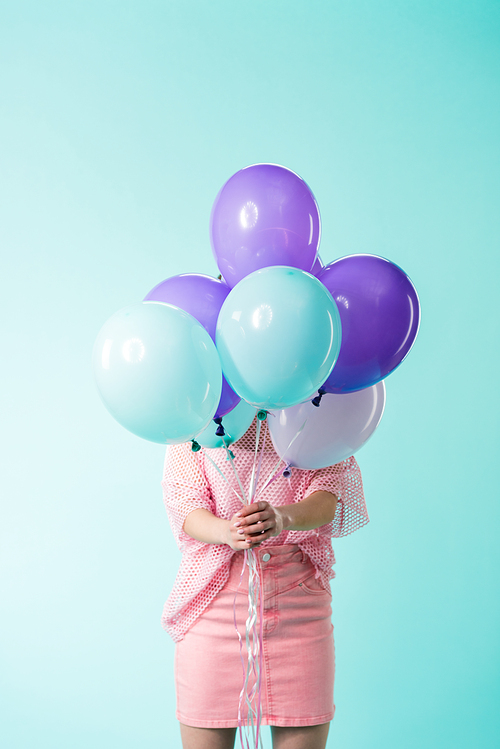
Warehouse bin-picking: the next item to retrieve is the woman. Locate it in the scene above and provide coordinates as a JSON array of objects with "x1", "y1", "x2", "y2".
[{"x1": 161, "y1": 417, "x2": 369, "y2": 749}]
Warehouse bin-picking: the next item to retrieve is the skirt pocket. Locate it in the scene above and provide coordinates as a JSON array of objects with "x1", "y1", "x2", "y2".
[{"x1": 298, "y1": 572, "x2": 331, "y2": 596}]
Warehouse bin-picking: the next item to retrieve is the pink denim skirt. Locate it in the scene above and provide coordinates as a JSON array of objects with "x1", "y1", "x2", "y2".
[{"x1": 175, "y1": 544, "x2": 335, "y2": 728}]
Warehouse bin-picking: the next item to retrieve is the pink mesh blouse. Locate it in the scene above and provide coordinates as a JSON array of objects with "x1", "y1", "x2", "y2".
[{"x1": 161, "y1": 419, "x2": 369, "y2": 643}]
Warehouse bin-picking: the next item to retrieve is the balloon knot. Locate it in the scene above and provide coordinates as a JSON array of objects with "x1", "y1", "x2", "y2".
[
  {"x1": 191, "y1": 440, "x2": 201, "y2": 452},
  {"x1": 311, "y1": 388, "x2": 326, "y2": 407},
  {"x1": 213, "y1": 416, "x2": 225, "y2": 437},
  {"x1": 282, "y1": 464, "x2": 292, "y2": 479},
  {"x1": 257, "y1": 410, "x2": 268, "y2": 421},
  {"x1": 226, "y1": 449, "x2": 235, "y2": 460}
]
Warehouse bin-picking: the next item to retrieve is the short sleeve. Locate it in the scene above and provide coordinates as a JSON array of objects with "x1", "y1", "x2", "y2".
[
  {"x1": 162, "y1": 443, "x2": 215, "y2": 551},
  {"x1": 305, "y1": 456, "x2": 369, "y2": 538}
]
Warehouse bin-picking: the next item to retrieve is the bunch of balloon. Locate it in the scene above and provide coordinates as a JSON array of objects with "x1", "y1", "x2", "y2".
[{"x1": 93, "y1": 161, "x2": 419, "y2": 464}]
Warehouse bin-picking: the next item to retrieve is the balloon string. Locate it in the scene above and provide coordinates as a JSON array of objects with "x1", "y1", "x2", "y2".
[
  {"x1": 201, "y1": 449, "x2": 244, "y2": 505},
  {"x1": 203, "y1": 425, "x2": 265, "y2": 748},
  {"x1": 254, "y1": 465, "x2": 284, "y2": 501},
  {"x1": 283, "y1": 418, "x2": 308, "y2": 453},
  {"x1": 256, "y1": 561, "x2": 264, "y2": 747},
  {"x1": 236, "y1": 549, "x2": 263, "y2": 749},
  {"x1": 222, "y1": 438, "x2": 249, "y2": 505},
  {"x1": 252, "y1": 420, "x2": 268, "y2": 503},
  {"x1": 244, "y1": 560, "x2": 258, "y2": 737},
  {"x1": 234, "y1": 551, "x2": 251, "y2": 749},
  {"x1": 203, "y1": 436, "x2": 262, "y2": 745},
  {"x1": 231, "y1": 538, "x2": 264, "y2": 748},
  {"x1": 240, "y1": 417, "x2": 266, "y2": 746},
  {"x1": 254, "y1": 456, "x2": 283, "y2": 499},
  {"x1": 248, "y1": 418, "x2": 262, "y2": 503},
  {"x1": 245, "y1": 553, "x2": 264, "y2": 749},
  {"x1": 255, "y1": 419, "x2": 307, "y2": 499}
]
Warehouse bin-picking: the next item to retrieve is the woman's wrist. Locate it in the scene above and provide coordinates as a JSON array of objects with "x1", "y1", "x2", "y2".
[
  {"x1": 183, "y1": 508, "x2": 231, "y2": 545},
  {"x1": 272, "y1": 506, "x2": 286, "y2": 535},
  {"x1": 275, "y1": 492, "x2": 338, "y2": 532}
]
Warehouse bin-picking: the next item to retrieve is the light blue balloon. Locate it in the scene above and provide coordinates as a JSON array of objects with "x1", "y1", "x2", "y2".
[
  {"x1": 93, "y1": 302, "x2": 222, "y2": 444},
  {"x1": 196, "y1": 399, "x2": 257, "y2": 448},
  {"x1": 216, "y1": 266, "x2": 342, "y2": 409}
]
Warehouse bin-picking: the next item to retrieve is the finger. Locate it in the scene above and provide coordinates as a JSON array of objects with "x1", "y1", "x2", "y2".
[
  {"x1": 239, "y1": 510, "x2": 271, "y2": 528},
  {"x1": 246, "y1": 537, "x2": 262, "y2": 545},
  {"x1": 246, "y1": 530, "x2": 271, "y2": 545},
  {"x1": 236, "y1": 514, "x2": 266, "y2": 527},
  {"x1": 245, "y1": 525, "x2": 273, "y2": 538},
  {"x1": 238, "y1": 501, "x2": 268, "y2": 517},
  {"x1": 244, "y1": 520, "x2": 271, "y2": 535}
]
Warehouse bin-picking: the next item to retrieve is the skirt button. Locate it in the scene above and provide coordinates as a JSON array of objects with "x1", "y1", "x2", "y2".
[{"x1": 262, "y1": 553, "x2": 271, "y2": 562}]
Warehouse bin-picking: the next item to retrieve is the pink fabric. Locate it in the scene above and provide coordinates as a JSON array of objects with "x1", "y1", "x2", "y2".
[
  {"x1": 162, "y1": 418, "x2": 368, "y2": 643},
  {"x1": 175, "y1": 545, "x2": 335, "y2": 728}
]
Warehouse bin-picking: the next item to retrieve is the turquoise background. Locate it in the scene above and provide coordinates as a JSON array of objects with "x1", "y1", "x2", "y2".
[{"x1": 1, "y1": 2, "x2": 498, "y2": 747}]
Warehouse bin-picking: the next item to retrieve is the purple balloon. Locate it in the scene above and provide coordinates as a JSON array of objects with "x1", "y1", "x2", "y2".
[
  {"x1": 210, "y1": 164, "x2": 320, "y2": 288},
  {"x1": 144, "y1": 274, "x2": 240, "y2": 418},
  {"x1": 318, "y1": 255, "x2": 420, "y2": 393}
]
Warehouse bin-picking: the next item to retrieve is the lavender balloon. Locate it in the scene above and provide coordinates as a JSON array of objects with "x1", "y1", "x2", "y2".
[
  {"x1": 210, "y1": 164, "x2": 321, "y2": 288},
  {"x1": 268, "y1": 383, "x2": 386, "y2": 470},
  {"x1": 318, "y1": 255, "x2": 420, "y2": 393},
  {"x1": 144, "y1": 274, "x2": 240, "y2": 418}
]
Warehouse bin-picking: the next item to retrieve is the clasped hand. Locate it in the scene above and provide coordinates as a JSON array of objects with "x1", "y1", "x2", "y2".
[{"x1": 226, "y1": 501, "x2": 285, "y2": 551}]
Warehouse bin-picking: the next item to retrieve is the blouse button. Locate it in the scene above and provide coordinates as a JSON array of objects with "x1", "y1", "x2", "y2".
[{"x1": 262, "y1": 553, "x2": 271, "y2": 562}]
